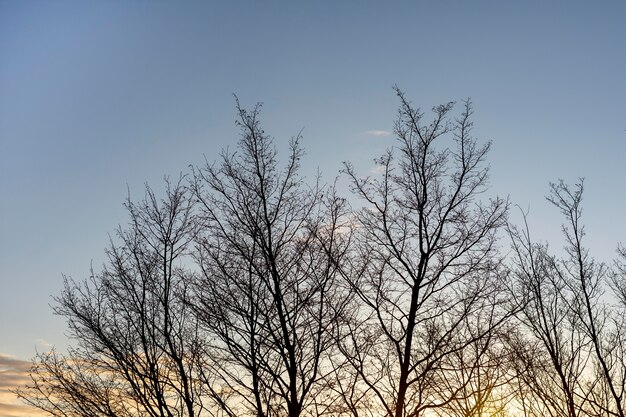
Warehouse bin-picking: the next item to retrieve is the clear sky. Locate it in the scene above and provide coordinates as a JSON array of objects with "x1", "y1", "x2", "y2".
[{"x1": 0, "y1": 1, "x2": 624, "y2": 407}]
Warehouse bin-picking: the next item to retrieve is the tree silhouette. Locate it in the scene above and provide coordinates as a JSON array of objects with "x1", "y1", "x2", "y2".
[
  {"x1": 17, "y1": 93, "x2": 624, "y2": 417},
  {"x1": 508, "y1": 180, "x2": 626, "y2": 417},
  {"x1": 187, "y1": 100, "x2": 352, "y2": 417},
  {"x1": 18, "y1": 178, "x2": 205, "y2": 417},
  {"x1": 508, "y1": 211, "x2": 587, "y2": 417},
  {"x1": 338, "y1": 88, "x2": 510, "y2": 417}
]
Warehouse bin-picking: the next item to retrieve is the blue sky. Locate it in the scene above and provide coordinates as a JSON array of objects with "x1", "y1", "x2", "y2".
[{"x1": 1, "y1": 0, "x2": 625, "y2": 364}]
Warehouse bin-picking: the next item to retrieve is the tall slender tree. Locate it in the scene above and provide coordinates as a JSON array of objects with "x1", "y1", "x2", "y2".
[
  {"x1": 507, "y1": 180, "x2": 626, "y2": 417},
  {"x1": 547, "y1": 181, "x2": 625, "y2": 417}
]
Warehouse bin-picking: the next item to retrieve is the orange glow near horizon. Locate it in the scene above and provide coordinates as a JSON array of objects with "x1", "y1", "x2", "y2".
[{"x1": 0, "y1": 353, "x2": 46, "y2": 417}]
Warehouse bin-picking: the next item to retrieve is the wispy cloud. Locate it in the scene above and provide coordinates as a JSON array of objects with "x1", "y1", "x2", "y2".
[
  {"x1": 34, "y1": 339, "x2": 53, "y2": 350},
  {"x1": 369, "y1": 165, "x2": 386, "y2": 175},
  {"x1": 364, "y1": 130, "x2": 393, "y2": 137},
  {"x1": 0, "y1": 353, "x2": 45, "y2": 417}
]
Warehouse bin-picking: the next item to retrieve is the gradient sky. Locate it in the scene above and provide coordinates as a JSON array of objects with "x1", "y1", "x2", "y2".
[{"x1": 0, "y1": 2, "x2": 625, "y2": 412}]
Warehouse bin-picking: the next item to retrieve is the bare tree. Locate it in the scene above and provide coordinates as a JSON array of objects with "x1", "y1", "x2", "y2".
[
  {"x1": 188, "y1": 101, "x2": 352, "y2": 417},
  {"x1": 547, "y1": 180, "x2": 625, "y2": 417},
  {"x1": 18, "y1": 178, "x2": 205, "y2": 417},
  {"x1": 507, "y1": 180, "x2": 626, "y2": 417},
  {"x1": 339, "y1": 88, "x2": 509, "y2": 417},
  {"x1": 507, "y1": 211, "x2": 589, "y2": 417}
]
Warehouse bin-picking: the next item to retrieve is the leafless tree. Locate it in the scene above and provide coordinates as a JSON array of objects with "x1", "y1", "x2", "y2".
[
  {"x1": 547, "y1": 180, "x2": 625, "y2": 417},
  {"x1": 338, "y1": 88, "x2": 509, "y2": 417},
  {"x1": 188, "y1": 100, "x2": 352, "y2": 417},
  {"x1": 507, "y1": 180, "x2": 626, "y2": 417},
  {"x1": 17, "y1": 178, "x2": 206, "y2": 417},
  {"x1": 507, "y1": 210, "x2": 589, "y2": 417}
]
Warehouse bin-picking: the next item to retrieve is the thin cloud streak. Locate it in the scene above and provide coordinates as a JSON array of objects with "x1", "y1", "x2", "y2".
[
  {"x1": 369, "y1": 165, "x2": 387, "y2": 175},
  {"x1": 365, "y1": 129, "x2": 393, "y2": 137},
  {"x1": 34, "y1": 339, "x2": 53, "y2": 350}
]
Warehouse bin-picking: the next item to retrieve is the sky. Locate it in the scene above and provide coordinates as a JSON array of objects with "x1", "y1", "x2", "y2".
[{"x1": 0, "y1": 1, "x2": 625, "y2": 414}]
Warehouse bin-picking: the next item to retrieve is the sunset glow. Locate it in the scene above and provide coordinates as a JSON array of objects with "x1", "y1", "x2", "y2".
[{"x1": 1, "y1": 1, "x2": 625, "y2": 416}]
